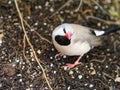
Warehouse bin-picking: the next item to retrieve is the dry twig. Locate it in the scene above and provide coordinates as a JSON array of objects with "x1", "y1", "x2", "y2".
[
  {"x1": 113, "y1": 0, "x2": 120, "y2": 12},
  {"x1": 86, "y1": 16, "x2": 120, "y2": 25},
  {"x1": 33, "y1": 30, "x2": 52, "y2": 44},
  {"x1": 23, "y1": 35, "x2": 31, "y2": 66},
  {"x1": 75, "y1": 0, "x2": 83, "y2": 12},
  {"x1": 50, "y1": 0, "x2": 73, "y2": 18},
  {"x1": 90, "y1": 0, "x2": 110, "y2": 16},
  {"x1": 93, "y1": 79, "x2": 110, "y2": 88},
  {"x1": 23, "y1": 19, "x2": 52, "y2": 44},
  {"x1": 102, "y1": 72, "x2": 114, "y2": 80},
  {"x1": 90, "y1": 56, "x2": 106, "y2": 63},
  {"x1": 14, "y1": 0, "x2": 53, "y2": 90}
]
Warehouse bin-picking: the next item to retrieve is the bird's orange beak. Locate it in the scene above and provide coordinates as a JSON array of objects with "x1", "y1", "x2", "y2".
[{"x1": 65, "y1": 32, "x2": 72, "y2": 39}]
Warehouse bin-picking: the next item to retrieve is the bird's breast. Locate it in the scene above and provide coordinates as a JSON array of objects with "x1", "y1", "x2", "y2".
[{"x1": 54, "y1": 40, "x2": 91, "y2": 56}]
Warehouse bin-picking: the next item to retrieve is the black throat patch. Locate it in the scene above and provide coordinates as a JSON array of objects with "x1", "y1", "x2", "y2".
[{"x1": 55, "y1": 35, "x2": 71, "y2": 46}]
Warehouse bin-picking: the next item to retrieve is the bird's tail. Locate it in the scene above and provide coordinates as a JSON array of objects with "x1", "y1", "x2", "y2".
[{"x1": 93, "y1": 27, "x2": 120, "y2": 36}]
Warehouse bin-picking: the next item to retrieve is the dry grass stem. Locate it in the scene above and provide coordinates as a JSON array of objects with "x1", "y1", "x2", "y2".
[
  {"x1": 75, "y1": 0, "x2": 83, "y2": 12},
  {"x1": 86, "y1": 16, "x2": 120, "y2": 25},
  {"x1": 50, "y1": 0, "x2": 73, "y2": 18},
  {"x1": 23, "y1": 35, "x2": 31, "y2": 66},
  {"x1": 23, "y1": 19, "x2": 52, "y2": 44},
  {"x1": 14, "y1": 0, "x2": 53, "y2": 90}
]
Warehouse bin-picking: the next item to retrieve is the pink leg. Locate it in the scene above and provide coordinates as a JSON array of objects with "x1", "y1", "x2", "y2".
[
  {"x1": 63, "y1": 55, "x2": 83, "y2": 69},
  {"x1": 55, "y1": 52, "x2": 64, "y2": 58}
]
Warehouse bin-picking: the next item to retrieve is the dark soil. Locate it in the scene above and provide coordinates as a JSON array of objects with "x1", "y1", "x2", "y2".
[{"x1": 0, "y1": 0, "x2": 120, "y2": 90}]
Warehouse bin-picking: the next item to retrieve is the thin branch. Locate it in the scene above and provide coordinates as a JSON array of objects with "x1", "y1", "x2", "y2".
[
  {"x1": 90, "y1": 0, "x2": 111, "y2": 16},
  {"x1": 102, "y1": 72, "x2": 114, "y2": 80},
  {"x1": 113, "y1": 0, "x2": 120, "y2": 12},
  {"x1": 50, "y1": 0, "x2": 73, "y2": 18},
  {"x1": 93, "y1": 79, "x2": 110, "y2": 88},
  {"x1": 33, "y1": 30, "x2": 52, "y2": 44},
  {"x1": 23, "y1": 20, "x2": 52, "y2": 44},
  {"x1": 90, "y1": 56, "x2": 106, "y2": 63},
  {"x1": 75, "y1": 0, "x2": 83, "y2": 12},
  {"x1": 23, "y1": 35, "x2": 31, "y2": 66},
  {"x1": 14, "y1": 0, "x2": 53, "y2": 90},
  {"x1": 86, "y1": 16, "x2": 120, "y2": 25}
]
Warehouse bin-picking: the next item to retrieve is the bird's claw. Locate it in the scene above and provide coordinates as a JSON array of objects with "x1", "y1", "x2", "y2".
[
  {"x1": 63, "y1": 62, "x2": 81, "y2": 69},
  {"x1": 55, "y1": 53, "x2": 64, "y2": 58}
]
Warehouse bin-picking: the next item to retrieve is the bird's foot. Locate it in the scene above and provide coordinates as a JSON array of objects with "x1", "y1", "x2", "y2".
[
  {"x1": 55, "y1": 53, "x2": 64, "y2": 58},
  {"x1": 63, "y1": 61, "x2": 81, "y2": 69},
  {"x1": 63, "y1": 55, "x2": 83, "y2": 69}
]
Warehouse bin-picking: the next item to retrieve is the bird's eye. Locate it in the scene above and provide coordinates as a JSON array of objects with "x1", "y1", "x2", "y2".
[{"x1": 63, "y1": 28, "x2": 66, "y2": 34}]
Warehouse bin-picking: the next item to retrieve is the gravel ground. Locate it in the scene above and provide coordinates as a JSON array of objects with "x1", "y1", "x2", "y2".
[{"x1": 0, "y1": 0, "x2": 120, "y2": 90}]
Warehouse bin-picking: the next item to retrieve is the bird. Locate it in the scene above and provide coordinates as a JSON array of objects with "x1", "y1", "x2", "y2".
[{"x1": 52, "y1": 23, "x2": 120, "y2": 69}]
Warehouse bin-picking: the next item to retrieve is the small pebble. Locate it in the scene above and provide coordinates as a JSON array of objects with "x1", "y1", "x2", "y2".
[
  {"x1": 53, "y1": 71, "x2": 56, "y2": 74},
  {"x1": 98, "y1": 73, "x2": 101, "y2": 76},
  {"x1": 19, "y1": 79, "x2": 22, "y2": 82},
  {"x1": 45, "y1": 1, "x2": 49, "y2": 7},
  {"x1": 45, "y1": 86, "x2": 48, "y2": 89},
  {"x1": 64, "y1": 67, "x2": 67, "y2": 70},
  {"x1": 43, "y1": 23, "x2": 47, "y2": 26},
  {"x1": 102, "y1": 26, "x2": 105, "y2": 29},
  {"x1": 60, "y1": 11, "x2": 64, "y2": 14},
  {"x1": 37, "y1": 65, "x2": 40, "y2": 69},
  {"x1": 97, "y1": 22, "x2": 101, "y2": 27},
  {"x1": 85, "y1": 65, "x2": 88, "y2": 68},
  {"x1": 0, "y1": 83, "x2": 2, "y2": 87},
  {"x1": 27, "y1": 16, "x2": 31, "y2": 19},
  {"x1": 26, "y1": 88, "x2": 31, "y2": 90},
  {"x1": 30, "y1": 52, "x2": 34, "y2": 57},
  {"x1": 30, "y1": 84, "x2": 33, "y2": 87},
  {"x1": 8, "y1": 15, "x2": 12, "y2": 19},
  {"x1": 98, "y1": 66, "x2": 101, "y2": 68},
  {"x1": 26, "y1": 50, "x2": 29, "y2": 54},
  {"x1": 35, "y1": 6, "x2": 38, "y2": 9},
  {"x1": 69, "y1": 70, "x2": 74, "y2": 75},
  {"x1": 34, "y1": 22, "x2": 38, "y2": 26},
  {"x1": 1, "y1": 56, "x2": 4, "y2": 59},
  {"x1": 8, "y1": 1, "x2": 12, "y2": 4},
  {"x1": 30, "y1": 28, "x2": 35, "y2": 31},
  {"x1": 32, "y1": 72, "x2": 37, "y2": 76},
  {"x1": 37, "y1": 50, "x2": 41, "y2": 54},
  {"x1": 50, "y1": 56, "x2": 53, "y2": 59},
  {"x1": 94, "y1": 6, "x2": 98, "y2": 9},
  {"x1": 86, "y1": 55, "x2": 89, "y2": 58},
  {"x1": 84, "y1": 83, "x2": 88, "y2": 86},
  {"x1": 51, "y1": 48, "x2": 54, "y2": 51},
  {"x1": 91, "y1": 70, "x2": 96, "y2": 75},
  {"x1": 89, "y1": 84, "x2": 94, "y2": 88},
  {"x1": 38, "y1": 5, "x2": 42, "y2": 9},
  {"x1": 109, "y1": 79, "x2": 112, "y2": 82},
  {"x1": 17, "y1": 74, "x2": 22, "y2": 77},
  {"x1": 67, "y1": 85, "x2": 71, "y2": 90},
  {"x1": 50, "y1": 63, "x2": 54, "y2": 67},
  {"x1": 115, "y1": 77, "x2": 120, "y2": 82},
  {"x1": 78, "y1": 75, "x2": 83, "y2": 79},
  {"x1": 0, "y1": 16, "x2": 3, "y2": 19},
  {"x1": 105, "y1": 65, "x2": 108, "y2": 68},
  {"x1": 63, "y1": 55, "x2": 66, "y2": 58},
  {"x1": 9, "y1": 59, "x2": 12, "y2": 62},
  {"x1": 50, "y1": 8, "x2": 54, "y2": 12},
  {"x1": 31, "y1": 58, "x2": 35, "y2": 61},
  {"x1": 0, "y1": 43, "x2": 2, "y2": 46},
  {"x1": 22, "y1": 66, "x2": 25, "y2": 70},
  {"x1": 22, "y1": 61, "x2": 25, "y2": 64}
]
